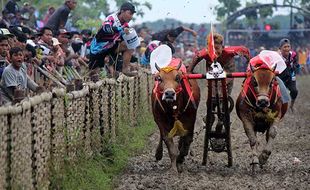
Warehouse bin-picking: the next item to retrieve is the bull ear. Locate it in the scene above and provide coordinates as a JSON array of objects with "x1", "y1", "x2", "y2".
[
  {"x1": 272, "y1": 64, "x2": 277, "y2": 72},
  {"x1": 250, "y1": 64, "x2": 255, "y2": 73},
  {"x1": 155, "y1": 62, "x2": 161, "y2": 71},
  {"x1": 176, "y1": 61, "x2": 182, "y2": 70}
]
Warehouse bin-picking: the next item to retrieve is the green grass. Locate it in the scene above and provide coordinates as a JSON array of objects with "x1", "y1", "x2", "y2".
[{"x1": 50, "y1": 112, "x2": 155, "y2": 190}]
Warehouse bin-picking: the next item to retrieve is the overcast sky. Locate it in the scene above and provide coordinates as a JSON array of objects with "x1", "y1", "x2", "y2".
[
  {"x1": 134, "y1": 0, "x2": 219, "y2": 24},
  {"x1": 107, "y1": 0, "x2": 293, "y2": 24}
]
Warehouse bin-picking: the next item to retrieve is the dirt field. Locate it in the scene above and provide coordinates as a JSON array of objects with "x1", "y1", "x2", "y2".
[{"x1": 115, "y1": 76, "x2": 310, "y2": 190}]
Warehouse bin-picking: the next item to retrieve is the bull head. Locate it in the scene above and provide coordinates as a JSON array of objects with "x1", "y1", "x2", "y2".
[
  {"x1": 252, "y1": 68, "x2": 276, "y2": 109},
  {"x1": 155, "y1": 62, "x2": 183, "y2": 103}
]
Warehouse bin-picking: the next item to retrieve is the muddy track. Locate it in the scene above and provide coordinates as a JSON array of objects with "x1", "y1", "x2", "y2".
[{"x1": 115, "y1": 76, "x2": 310, "y2": 190}]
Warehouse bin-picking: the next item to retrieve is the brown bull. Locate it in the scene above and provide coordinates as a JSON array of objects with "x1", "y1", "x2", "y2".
[
  {"x1": 152, "y1": 60, "x2": 200, "y2": 173},
  {"x1": 236, "y1": 59, "x2": 288, "y2": 172}
]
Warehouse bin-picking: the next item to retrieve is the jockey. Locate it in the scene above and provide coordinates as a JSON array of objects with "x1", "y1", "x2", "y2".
[
  {"x1": 278, "y1": 38, "x2": 301, "y2": 111},
  {"x1": 140, "y1": 26, "x2": 197, "y2": 66},
  {"x1": 89, "y1": 2, "x2": 137, "y2": 77},
  {"x1": 187, "y1": 32, "x2": 250, "y2": 95}
]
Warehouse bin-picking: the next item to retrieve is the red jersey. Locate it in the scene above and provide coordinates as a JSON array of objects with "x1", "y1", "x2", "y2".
[{"x1": 197, "y1": 46, "x2": 250, "y2": 66}]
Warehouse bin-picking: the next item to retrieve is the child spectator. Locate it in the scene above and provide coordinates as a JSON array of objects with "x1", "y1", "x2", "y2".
[{"x1": 0, "y1": 47, "x2": 42, "y2": 105}]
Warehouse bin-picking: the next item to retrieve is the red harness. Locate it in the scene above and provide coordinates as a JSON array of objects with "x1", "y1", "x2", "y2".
[
  {"x1": 242, "y1": 70, "x2": 281, "y2": 110},
  {"x1": 153, "y1": 75, "x2": 196, "y2": 113}
]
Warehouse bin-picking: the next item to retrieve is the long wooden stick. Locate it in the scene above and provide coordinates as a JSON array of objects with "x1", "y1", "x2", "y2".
[{"x1": 33, "y1": 64, "x2": 66, "y2": 88}]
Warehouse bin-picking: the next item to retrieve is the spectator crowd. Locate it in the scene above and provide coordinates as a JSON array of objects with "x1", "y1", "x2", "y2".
[{"x1": 0, "y1": 0, "x2": 309, "y2": 106}]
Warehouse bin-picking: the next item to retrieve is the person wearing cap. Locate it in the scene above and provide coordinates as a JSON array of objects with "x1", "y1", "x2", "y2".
[
  {"x1": 141, "y1": 26, "x2": 197, "y2": 66},
  {"x1": 51, "y1": 37, "x2": 65, "y2": 68},
  {"x1": 45, "y1": 0, "x2": 77, "y2": 34},
  {"x1": 0, "y1": 28, "x2": 16, "y2": 47},
  {"x1": 278, "y1": 38, "x2": 301, "y2": 112},
  {"x1": 89, "y1": 2, "x2": 137, "y2": 77}
]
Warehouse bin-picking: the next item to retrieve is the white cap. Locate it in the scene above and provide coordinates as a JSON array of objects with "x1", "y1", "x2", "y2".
[
  {"x1": 52, "y1": 37, "x2": 61, "y2": 46},
  {"x1": 0, "y1": 28, "x2": 14, "y2": 37},
  {"x1": 26, "y1": 39, "x2": 36, "y2": 47}
]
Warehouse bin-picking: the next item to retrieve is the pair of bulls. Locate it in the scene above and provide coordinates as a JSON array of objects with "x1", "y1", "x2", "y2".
[{"x1": 152, "y1": 58, "x2": 287, "y2": 173}]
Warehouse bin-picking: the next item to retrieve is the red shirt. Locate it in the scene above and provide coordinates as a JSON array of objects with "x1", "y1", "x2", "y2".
[{"x1": 197, "y1": 46, "x2": 250, "y2": 67}]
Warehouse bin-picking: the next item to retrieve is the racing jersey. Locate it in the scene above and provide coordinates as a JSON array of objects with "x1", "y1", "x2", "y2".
[
  {"x1": 90, "y1": 12, "x2": 129, "y2": 55},
  {"x1": 196, "y1": 46, "x2": 250, "y2": 72}
]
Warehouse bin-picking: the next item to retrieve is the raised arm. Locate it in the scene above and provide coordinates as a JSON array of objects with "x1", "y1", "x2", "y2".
[
  {"x1": 187, "y1": 48, "x2": 207, "y2": 73},
  {"x1": 181, "y1": 26, "x2": 197, "y2": 37}
]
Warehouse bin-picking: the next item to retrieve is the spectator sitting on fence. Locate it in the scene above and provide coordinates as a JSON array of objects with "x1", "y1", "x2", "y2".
[
  {"x1": 0, "y1": 47, "x2": 44, "y2": 105},
  {"x1": 89, "y1": 2, "x2": 138, "y2": 78}
]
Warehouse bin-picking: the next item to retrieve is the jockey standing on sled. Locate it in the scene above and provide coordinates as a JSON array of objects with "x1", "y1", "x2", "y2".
[
  {"x1": 141, "y1": 26, "x2": 197, "y2": 66},
  {"x1": 89, "y1": 2, "x2": 137, "y2": 78},
  {"x1": 187, "y1": 32, "x2": 250, "y2": 95},
  {"x1": 278, "y1": 38, "x2": 301, "y2": 112}
]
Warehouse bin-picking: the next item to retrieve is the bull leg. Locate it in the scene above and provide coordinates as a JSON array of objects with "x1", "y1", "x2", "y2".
[
  {"x1": 243, "y1": 120, "x2": 259, "y2": 171},
  {"x1": 163, "y1": 137, "x2": 179, "y2": 173},
  {"x1": 177, "y1": 132, "x2": 194, "y2": 164},
  {"x1": 155, "y1": 134, "x2": 163, "y2": 161},
  {"x1": 259, "y1": 124, "x2": 278, "y2": 166}
]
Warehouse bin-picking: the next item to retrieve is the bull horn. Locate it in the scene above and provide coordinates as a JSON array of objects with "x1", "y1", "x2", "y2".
[
  {"x1": 272, "y1": 64, "x2": 277, "y2": 72},
  {"x1": 176, "y1": 61, "x2": 182, "y2": 70},
  {"x1": 155, "y1": 62, "x2": 161, "y2": 71},
  {"x1": 250, "y1": 64, "x2": 255, "y2": 73}
]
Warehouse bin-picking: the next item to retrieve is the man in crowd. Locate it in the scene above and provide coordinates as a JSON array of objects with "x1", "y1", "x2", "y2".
[
  {"x1": 45, "y1": 0, "x2": 77, "y2": 34},
  {"x1": 141, "y1": 25, "x2": 197, "y2": 66},
  {"x1": 89, "y1": 2, "x2": 137, "y2": 77},
  {"x1": 4, "y1": 0, "x2": 21, "y2": 15}
]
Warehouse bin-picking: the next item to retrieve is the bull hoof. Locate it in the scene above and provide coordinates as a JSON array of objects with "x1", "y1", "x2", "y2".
[
  {"x1": 177, "y1": 155, "x2": 185, "y2": 164},
  {"x1": 155, "y1": 151, "x2": 163, "y2": 161},
  {"x1": 177, "y1": 163, "x2": 184, "y2": 173},
  {"x1": 259, "y1": 150, "x2": 271, "y2": 166},
  {"x1": 250, "y1": 156, "x2": 259, "y2": 175},
  {"x1": 251, "y1": 163, "x2": 259, "y2": 175}
]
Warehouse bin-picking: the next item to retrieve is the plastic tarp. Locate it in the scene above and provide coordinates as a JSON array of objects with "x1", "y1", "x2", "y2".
[{"x1": 150, "y1": 45, "x2": 172, "y2": 74}]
